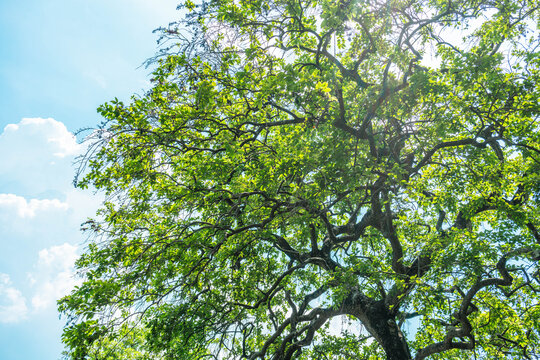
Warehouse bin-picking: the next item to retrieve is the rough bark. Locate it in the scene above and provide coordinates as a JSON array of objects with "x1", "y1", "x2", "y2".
[{"x1": 343, "y1": 290, "x2": 412, "y2": 360}]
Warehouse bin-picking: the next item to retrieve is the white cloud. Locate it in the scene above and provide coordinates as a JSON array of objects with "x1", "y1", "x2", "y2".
[
  {"x1": 0, "y1": 117, "x2": 99, "y2": 318},
  {"x1": 3, "y1": 117, "x2": 81, "y2": 158},
  {"x1": 0, "y1": 194, "x2": 69, "y2": 218},
  {"x1": 0, "y1": 273, "x2": 28, "y2": 323},
  {"x1": 0, "y1": 117, "x2": 82, "y2": 196},
  {"x1": 29, "y1": 243, "x2": 80, "y2": 311}
]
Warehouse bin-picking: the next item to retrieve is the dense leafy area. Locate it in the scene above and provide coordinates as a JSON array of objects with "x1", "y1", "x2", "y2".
[{"x1": 60, "y1": 0, "x2": 540, "y2": 359}]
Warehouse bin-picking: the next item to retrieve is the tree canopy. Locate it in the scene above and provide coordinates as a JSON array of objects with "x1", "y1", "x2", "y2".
[{"x1": 59, "y1": 0, "x2": 540, "y2": 359}]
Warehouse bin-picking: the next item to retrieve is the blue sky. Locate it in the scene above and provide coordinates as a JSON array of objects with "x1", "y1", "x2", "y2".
[{"x1": 0, "y1": 1, "x2": 180, "y2": 359}]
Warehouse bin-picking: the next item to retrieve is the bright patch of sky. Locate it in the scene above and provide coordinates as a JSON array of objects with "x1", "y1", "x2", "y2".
[{"x1": 0, "y1": 1, "x2": 181, "y2": 359}]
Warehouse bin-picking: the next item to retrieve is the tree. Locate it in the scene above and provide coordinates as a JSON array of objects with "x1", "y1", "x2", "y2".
[{"x1": 59, "y1": 0, "x2": 540, "y2": 359}]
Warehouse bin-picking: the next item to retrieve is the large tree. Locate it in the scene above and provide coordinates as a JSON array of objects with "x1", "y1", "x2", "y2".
[{"x1": 60, "y1": 0, "x2": 540, "y2": 359}]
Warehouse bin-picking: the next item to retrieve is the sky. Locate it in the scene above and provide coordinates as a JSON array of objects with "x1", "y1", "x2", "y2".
[{"x1": 0, "y1": 1, "x2": 181, "y2": 359}]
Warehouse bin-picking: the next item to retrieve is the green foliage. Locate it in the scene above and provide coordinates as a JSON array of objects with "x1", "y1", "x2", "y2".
[{"x1": 60, "y1": 0, "x2": 540, "y2": 359}]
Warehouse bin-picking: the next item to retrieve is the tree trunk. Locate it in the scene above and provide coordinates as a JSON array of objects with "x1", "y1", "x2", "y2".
[{"x1": 343, "y1": 290, "x2": 412, "y2": 360}]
